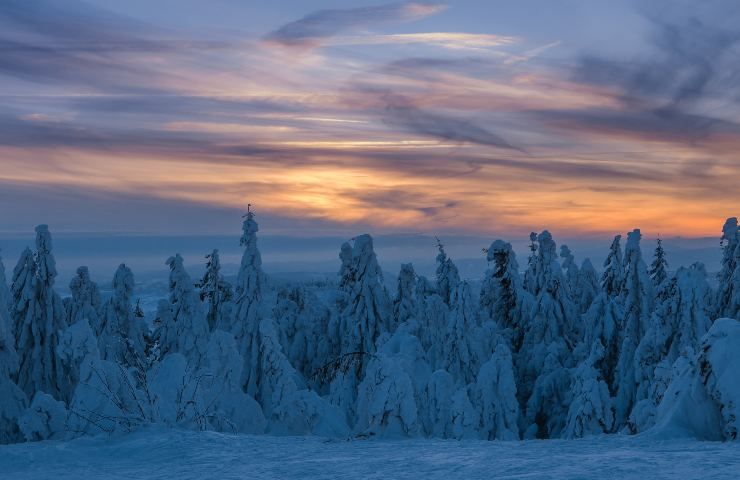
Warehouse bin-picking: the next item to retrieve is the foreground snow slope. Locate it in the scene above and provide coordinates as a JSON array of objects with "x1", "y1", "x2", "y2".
[{"x1": 1, "y1": 428, "x2": 738, "y2": 480}]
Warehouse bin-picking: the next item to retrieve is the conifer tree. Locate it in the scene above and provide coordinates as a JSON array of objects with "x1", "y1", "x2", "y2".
[
  {"x1": 13, "y1": 226, "x2": 66, "y2": 400},
  {"x1": 435, "y1": 238, "x2": 460, "y2": 306},
  {"x1": 559, "y1": 245, "x2": 579, "y2": 297},
  {"x1": 473, "y1": 343, "x2": 520, "y2": 440},
  {"x1": 574, "y1": 258, "x2": 599, "y2": 314},
  {"x1": 0, "y1": 252, "x2": 26, "y2": 444},
  {"x1": 441, "y1": 281, "x2": 479, "y2": 386},
  {"x1": 518, "y1": 231, "x2": 576, "y2": 416},
  {"x1": 716, "y1": 217, "x2": 738, "y2": 319},
  {"x1": 156, "y1": 254, "x2": 209, "y2": 366},
  {"x1": 231, "y1": 207, "x2": 267, "y2": 393},
  {"x1": 331, "y1": 234, "x2": 391, "y2": 422},
  {"x1": 648, "y1": 238, "x2": 669, "y2": 289},
  {"x1": 98, "y1": 264, "x2": 148, "y2": 371},
  {"x1": 392, "y1": 263, "x2": 417, "y2": 330},
  {"x1": 630, "y1": 263, "x2": 713, "y2": 432},
  {"x1": 602, "y1": 235, "x2": 624, "y2": 298},
  {"x1": 562, "y1": 341, "x2": 614, "y2": 438},
  {"x1": 614, "y1": 229, "x2": 653, "y2": 428},
  {"x1": 66, "y1": 266, "x2": 102, "y2": 328},
  {"x1": 523, "y1": 232, "x2": 538, "y2": 294},
  {"x1": 197, "y1": 249, "x2": 233, "y2": 332},
  {"x1": 479, "y1": 240, "x2": 530, "y2": 350}
]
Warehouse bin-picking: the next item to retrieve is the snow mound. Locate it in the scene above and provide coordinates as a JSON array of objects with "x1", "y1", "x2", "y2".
[{"x1": 651, "y1": 318, "x2": 740, "y2": 441}]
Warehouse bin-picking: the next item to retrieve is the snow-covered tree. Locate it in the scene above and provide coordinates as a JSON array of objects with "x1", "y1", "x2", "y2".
[
  {"x1": 560, "y1": 245, "x2": 579, "y2": 297},
  {"x1": 562, "y1": 341, "x2": 614, "y2": 438},
  {"x1": 197, "y1": 249, "x2": 233, "y2": 332},
  {"x1": 523, "y1": 232, "x2": 538, "y2": 295},
  {"x1": 414, "y1": 275, "x2": 448, "y2": 368},
  {"x1": 337, "y1": 234, "x2": 390, "y2": 356},
  {"x1": 648, "y1": 238, "x2": 669, "y2": 289},
  {"x1": 392, "y1": 263, "x2": 417, "y2": 329},
  {"x1": 156, "y1": 254, "x2": 209, "y2": 366},
  {"x1": 449, "y1": 385, "x2": 478, "y2": 439},
  {"x1": 523, "y1": 343, "x2": 570, "y2": 439},
  {"x1": 653, "y1": 318, "x2": 740, "y2": 441},
  {"x1": 518, "y1": 231, "x2": 576, "y2": 406},
  {"x1": 19, "y1": 392, "x2": 67, "y2": 442},
  {"x1": 197, "y1": 330, "x2": 265, "y2": 434},
  {"x1": 420, "y1": 369, "x2": 455, "y2": 437},
  {"x1": 473, "y1": 343, "x2": 520, "y2": 440},
  {"x1": 355, "y1": 352, "x2": 419, "y2": 438},
  {"x1": 630, "y1": 263, "x2": 713, "y2": 432},
  {"x1": 435, "y1": 238, "x2": 460, "y2": 305},
  {"x1": 331, "y1": 234, "x2": 391, "y2": 422},
  {"x1": 230, "y1": 208, "x2": 268, "y2": 393},
  {"x1": 0, "y1": 251, "x2": 27, "y2": 444},
  {"x1": 602, "y1": 235, "x2": 624, "y2": 298},
  {"x1": 61, "y1": 319, "x2": 151, "y2": 436},
  {"x1": 13, "y1": 226, "x2": 67, "y2": 400},
  {"x1": 574, "y1": 258, "x2": 599, "y2": 314},
  {"x1": 65, "y1": 266, "x2": 101, "y2": 327},
  {"x1": 614, "y1": 229, "x2": 654, "y2": 428},
  {"x1": 441, "y1": 281, "x2": 479, "y2": 386},
  {"x1": 581, "y1": 293, "x2": 622, "y2": 392},
  {"x1": 274, "y1": 285, "x2": 331, "y2": 382},
  {"x1": 480, "y1": 240, "x2": 530, "y2": 349},
  {"x1": 716, "y1": 217, "x2": 738, "y2": 319},
  {"x1": 98, "y1": 264, "x2": 148, "y2": 370}
]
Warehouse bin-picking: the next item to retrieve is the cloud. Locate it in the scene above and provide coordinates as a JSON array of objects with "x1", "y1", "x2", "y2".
[
  {"x1": 0, "y1": 0, "x2": 236, "y2": 92},
  {"x1": 531, "y1": 106, "x2": 740, "y2": 143},
  {"x1": 264, "y1": 2, "x2": 446, "y2": 47},
  {"x1": 573, "y1": 3, "x2": 740, "y2": 109},
  {"x1": 325, "y1": 32, "x2": 515, "y2": 50},
  {"x1": 369, "y1": 91, "x2": 522, "y2": 151}
]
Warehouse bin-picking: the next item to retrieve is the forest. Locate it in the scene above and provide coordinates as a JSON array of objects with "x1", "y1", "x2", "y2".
[{"x1": 0, "y1": 212, "x2": 738, "y2": 444}]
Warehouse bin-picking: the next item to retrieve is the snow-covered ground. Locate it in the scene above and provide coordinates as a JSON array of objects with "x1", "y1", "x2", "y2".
[{"x1": 1, "y1": 429, "x2": 738, "y2": 480}]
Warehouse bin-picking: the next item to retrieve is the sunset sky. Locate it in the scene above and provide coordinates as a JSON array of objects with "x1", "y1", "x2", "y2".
[{"x1": 1, "y1": 0, "x2": 738, "y2": 239}]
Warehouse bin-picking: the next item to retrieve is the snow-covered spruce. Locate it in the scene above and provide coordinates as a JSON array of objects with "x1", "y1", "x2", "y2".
[
  {"x1": 231, "y1": 209, "x2": 268, "y2": 394},
  {"x1": 630, "y1": 263, "x2": 713, "y2": 432},
  {"x1": 480, "y1": 240, "x2": 531, "y2": 350},
  {"x1": 392, "y1": 263, "x2": 417, "y2": 330},
  {"x1": 98, "y1": 264, "x2": 148, "y2": 370},
  {"x1": 435, "y1": 238, "x2": 460, "y2": 306},
  {"x1": 716, "y1": 217, "x2": 739, "y2": 320},
  {"x1": 13, "y1": 226, "x2": 67, "y2": 400},
  {"x1": 0, "y1": 251, "x2": 27, "y2": 444},
  {"x1": 518, "y1": 230, "x2": 576, "y2": 418},
  {"x1": 648, "y1": 238, "x2": 669, "y2": 289},
  {"x1": 156, "y1": 254, "x2": 209, "y2": 367},
  {"x1": 563, "y1": 341, "x2": 614, "y2": 439},
  {"x1": 614, "y1": 229, "x2": 653, "y2": 429},
  {"x1": 574, "y1": 258, "x2": 599, "y2": 315},
  {"x1": 197, "y1": 249, "x2": 234, "y2": 332},
  {"x1": 331, "y1": 234, "x2": 391, "y2": 423}
]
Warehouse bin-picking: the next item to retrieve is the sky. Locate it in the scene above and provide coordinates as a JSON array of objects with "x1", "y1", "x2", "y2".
[{"x1": 0, "y1": 0, "x2": 738, "y2": 242}]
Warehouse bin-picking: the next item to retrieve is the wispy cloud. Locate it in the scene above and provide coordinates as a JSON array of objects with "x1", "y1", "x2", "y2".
[
  {"x1": 264, "y1": 2, "x2": 446, "y2": 47},
  {"x1": 326, "y1": 32, "x2": 516, "y2": 50}
]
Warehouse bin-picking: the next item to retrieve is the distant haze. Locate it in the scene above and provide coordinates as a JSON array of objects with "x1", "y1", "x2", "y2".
[{"x1": 0, "y1": 231, "x2": 722, "y2": 294}]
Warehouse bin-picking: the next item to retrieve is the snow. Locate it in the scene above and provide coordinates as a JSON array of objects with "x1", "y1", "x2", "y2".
[
  {"x1": 4, "y1": 214, "x2": 740, "y2": 474},
  {"x1": 1, "y1": 428, "x2": 739, "y2": 480}
]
